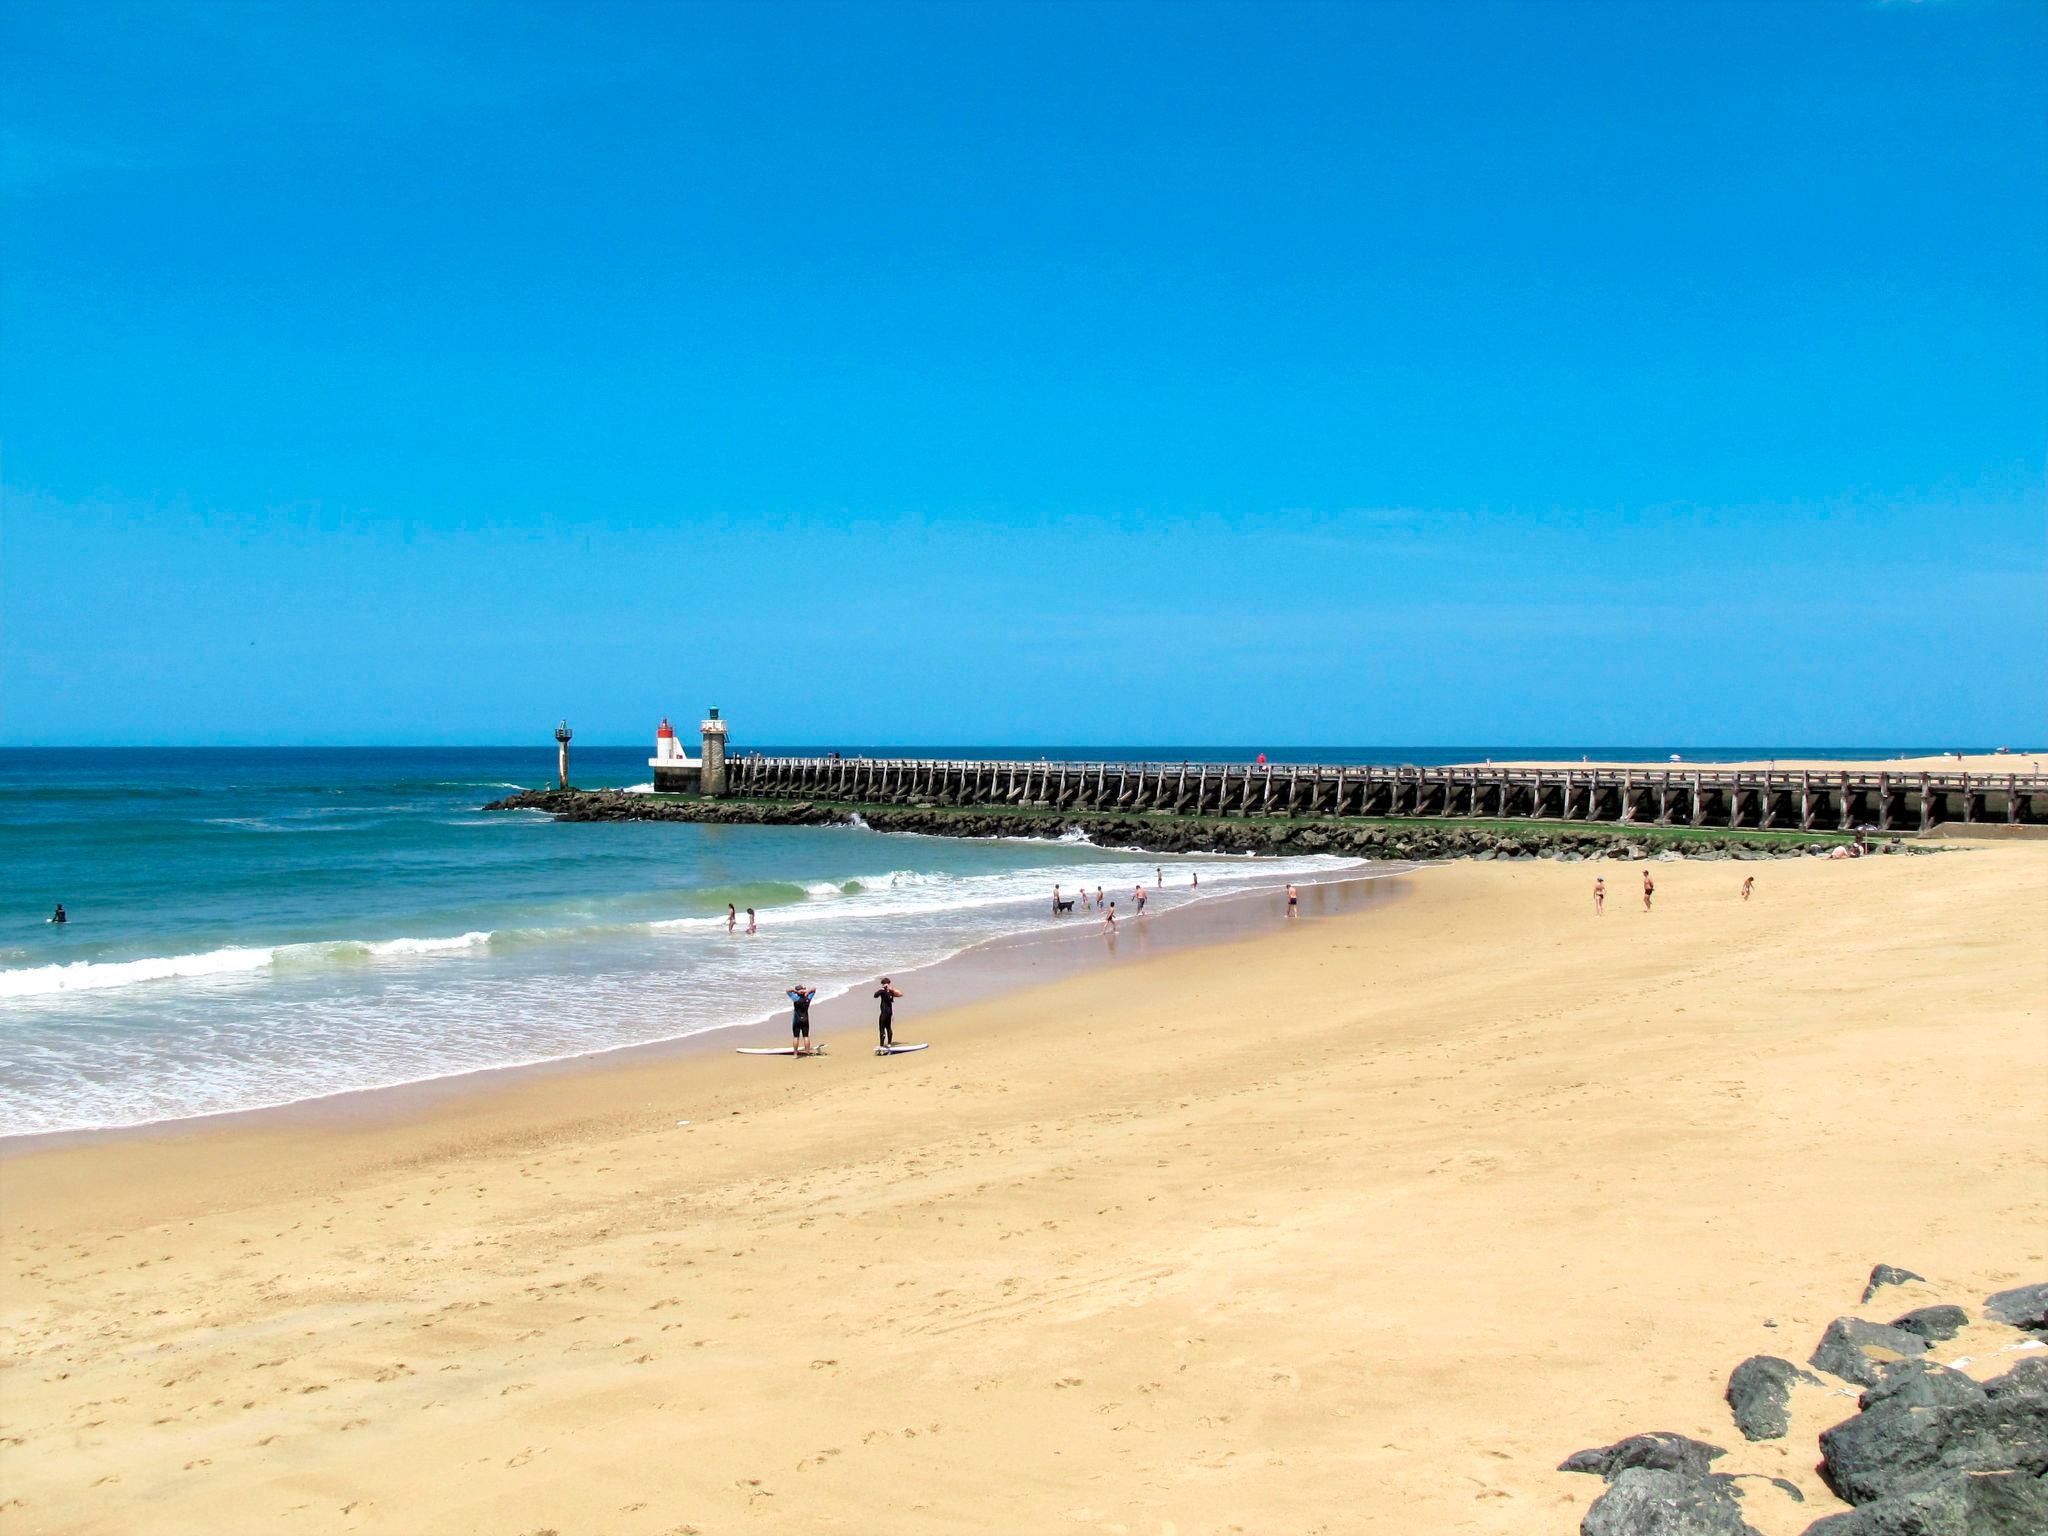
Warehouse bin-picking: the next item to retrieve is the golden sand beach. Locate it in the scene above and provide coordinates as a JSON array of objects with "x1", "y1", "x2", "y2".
[{"x1": 3, "y1": 844, "x2": 2043, "y2": 1535}]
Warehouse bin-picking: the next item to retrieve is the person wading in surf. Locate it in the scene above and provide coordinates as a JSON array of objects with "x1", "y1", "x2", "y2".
[{"x1": 873, "y1": 977, "x2": 903, "y2": 1049}]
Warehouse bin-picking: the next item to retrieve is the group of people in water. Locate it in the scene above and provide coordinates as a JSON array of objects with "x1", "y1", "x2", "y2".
[{"x1": 1051, "y1": 867, "x2": 1219, "y2": 932}]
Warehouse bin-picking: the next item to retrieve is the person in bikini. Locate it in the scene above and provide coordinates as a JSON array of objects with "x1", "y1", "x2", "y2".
[
  {"x1": 1286, "y1": 884, "x2": 1299, "y2": 917},
  {"x1": 1741, "y1": 876, "x2": 1754, "y2": 901},
  {"x1": 1641, "y1": 871, "x2": 1654, "y2": 912},
  {"x1": 1593, "y1": 876, "x2": 1605, "y2": 915}
]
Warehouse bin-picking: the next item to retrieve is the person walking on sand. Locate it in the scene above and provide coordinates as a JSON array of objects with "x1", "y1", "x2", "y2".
[
  {"x1": 1103, "y1": 901, "x2": 1116, "y2": 934},
  {"x1": 1593, "y1": 876, "x2": 1605, "y2": 915},
  {"x1": 1741, "y1": 875, "x2": 1754, "y2": 902},
  {"x1": 746, "y1": 906, "x2": 757, "y2": 935},
  {"x1": 786, "y1": 984, "x2": 817, "y2": 1054},
  {"x1": 727, "y1": 903, "x2": 737, "y2": 934},
  {"x1": 1641, "y1": 871, "x2": 1654, "y2": 912},
  {"x1": 1286, "y1": 884, "x2": 1299, "y2": 917},
  {"x1": 872, "y1": 977, "x2": 903, "y2": 1049}
]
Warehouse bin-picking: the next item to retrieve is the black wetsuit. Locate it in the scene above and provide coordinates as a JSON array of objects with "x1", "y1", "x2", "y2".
[
  {"x1": 873, "y1": 987, "x2": 895, "y2": 1048},
  {"x1": 788, "y1": 989, "x2": 812, "y2": 1040}
]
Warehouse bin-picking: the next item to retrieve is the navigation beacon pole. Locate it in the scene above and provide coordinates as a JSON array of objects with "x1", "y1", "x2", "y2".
[
  {"x1": 555, "y1": 719, "x2": 573, "y2": 790},
  {"x1": 700, "y1": 708, "x2": 729, "y2": 797}
]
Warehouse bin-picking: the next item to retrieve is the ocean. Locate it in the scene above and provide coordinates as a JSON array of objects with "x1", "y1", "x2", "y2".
[{"x1": 0, "y1": 744, "x2": 1936, "y2": 1138}]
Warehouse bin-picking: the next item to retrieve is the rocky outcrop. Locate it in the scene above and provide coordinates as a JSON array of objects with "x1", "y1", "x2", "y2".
[
  {"x1": 1580, "y1": 1467, "x2": 1763, "y2": 1536},
  {"x1": 1566, "y1": 1272, "x2": 2048, "y2": 1536},
  {"x1": 1561, "y1": 1432, "x2": 1729, "y2": 1480},
  {"x1": 1727, "y1": 1355, "x2": 1821, "y2": 1441},
  {"x1": 1815, "y1": 1356, "x2": 2048, "y2": 1514},
  {"x1": 1984, "y1": 1282, "x2": 2048, "y2": 1335},
  {"x1": 1861, "y1": 1265, "x2": 1927, "y2": 1303},
  {"x1": 1888, "y1": 1306, "x2": 1969, "y2": 1345},
  {"x1": 1810, "y1": 1318, "x2": 1931, "y2": 1389},
  {"x1": 483, "y1": 789, "x2": 1864, "y2": 862}
]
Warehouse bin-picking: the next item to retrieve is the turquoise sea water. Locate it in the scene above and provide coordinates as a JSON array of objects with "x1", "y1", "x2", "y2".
[
  {"x1": 0, "y1": 744, "x2": 1943, "y2": 1137},
  {"x1": 0, "y1": 747, "x2": 1373, "y2": 1136}
]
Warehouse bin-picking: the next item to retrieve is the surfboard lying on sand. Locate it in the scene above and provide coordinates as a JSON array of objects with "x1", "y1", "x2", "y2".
[
  {"x1": 736, "y1": 1046, "x2": 828, "y2": 1056},
  {"x1": 875, "y1": 1043, "x2": 929, "y2": 1055}
]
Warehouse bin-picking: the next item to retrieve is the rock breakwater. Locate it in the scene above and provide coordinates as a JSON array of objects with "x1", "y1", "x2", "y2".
[{"x1": 483, "y1": 789, "x2": 1898, "y2": 862}]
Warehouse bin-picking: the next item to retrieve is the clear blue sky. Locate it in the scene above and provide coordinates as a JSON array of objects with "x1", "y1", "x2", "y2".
[{"x1": 2, "y1": 0, "x2": 2043, "y2": 747}]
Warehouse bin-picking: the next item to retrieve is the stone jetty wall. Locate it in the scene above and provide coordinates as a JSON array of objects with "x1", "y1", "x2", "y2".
[
  {"x1": 483, "y1": 789, "x2": 1916, "y2": 862},
  {"x1": 719, "y1": 756, "x2": 2046, "y2": 834}
]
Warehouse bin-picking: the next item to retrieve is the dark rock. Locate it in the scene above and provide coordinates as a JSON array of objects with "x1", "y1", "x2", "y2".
[
  {"x1": 1727, "y1": 1355, "x2": 1821, "y2": 1441},
  {"x1": 1888, "y1": 1306, "x2": 1969, "y2": 1345},
  {"x1": 1984, "y1": 1282, "x2": 2048, "y2": 1334},
  {"x1": 1982, "y1": 1355, "x2": 2048, "y2": 1404},
  {"x1": 1799, "y1": 1469, "x2": 2048, "y2": 1535},
  {"x1": 1581, "y1": 1468, "x2": 1762, "y2": 1536},
  {"x1": 1560, "y1": 1431, "x2": 1729, "y2": 1480},
  {"x1": 1811, "y1": 1317, "x2": 1932, "y2": 1388},
  {"x1": 1818, "y1": 1367, "x2": 2048, "y2": 1505},
  {"x1": 1863, "y1": 1265, "x2": 1928, "y2": 1304},
  {"x1": 1858, "y1": 1360, "x2": 1984, "y2": 1412}
]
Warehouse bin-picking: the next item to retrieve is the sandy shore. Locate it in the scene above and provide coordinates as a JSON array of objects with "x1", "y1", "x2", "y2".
[{"x1": 3, "y1": 847, "x2": 2043, "y2": 1535}]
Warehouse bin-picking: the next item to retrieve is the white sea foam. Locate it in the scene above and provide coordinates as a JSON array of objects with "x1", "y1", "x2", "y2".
[{"x1": 0, "y1": 946, "x2": 279, "y2": 997}]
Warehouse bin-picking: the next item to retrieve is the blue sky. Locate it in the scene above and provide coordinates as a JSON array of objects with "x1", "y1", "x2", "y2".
[{"x1": 2, "y1": 0, "x2": 2043, "y2": 747}]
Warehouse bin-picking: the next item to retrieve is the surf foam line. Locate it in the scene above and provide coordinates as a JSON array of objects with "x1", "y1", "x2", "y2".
[{"x1": 0, "y1": 931, "x2": 497, "y2": 999}]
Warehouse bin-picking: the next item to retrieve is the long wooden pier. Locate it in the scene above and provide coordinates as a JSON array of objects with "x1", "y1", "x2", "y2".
[{"x1": 722, "y1": 756, "x2": 2047, "y2": 833}]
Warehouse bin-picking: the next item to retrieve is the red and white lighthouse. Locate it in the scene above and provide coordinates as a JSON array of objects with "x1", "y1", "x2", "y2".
[{"x1": 654, "y1": 717, "x2": 680, "y2": 762}]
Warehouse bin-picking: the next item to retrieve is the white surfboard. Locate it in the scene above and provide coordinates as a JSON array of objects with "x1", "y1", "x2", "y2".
[
  {"x1": 736, "y1": 1046, "x2": 827, "y2": 1056},
  {"x1": 874, "y1": 1043, "x2": 929, "y2": 1055}
]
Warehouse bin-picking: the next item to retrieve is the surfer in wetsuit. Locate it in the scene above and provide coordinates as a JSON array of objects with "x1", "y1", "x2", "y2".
[
  {"x1": 873, "y1": 977, "x2": 903, "y2": 1048},
  {"x1": 787, "y1": 985, "x2": 817, "y2": 1054},
  {"x1": 49, "y1": 903, "x2": 66, "y2": 925}
]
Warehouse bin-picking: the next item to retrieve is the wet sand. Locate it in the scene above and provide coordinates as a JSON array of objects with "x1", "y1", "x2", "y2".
[{"x1": 2, "y1": 846, "x2": 2042, "y2": 1535}]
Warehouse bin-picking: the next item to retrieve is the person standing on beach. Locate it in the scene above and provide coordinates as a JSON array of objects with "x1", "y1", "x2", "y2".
[
  {"x1": 1286, "y1": 884, "x2": 1299, "y2": 918},
  {"x1": 873, "y1": 977, "x2": 903, "y2": 1048},
  {"x1": 1103, "y1": 901, "x2": 1116, "y2": 934},
  {"x1": 1133, "y1": 884, "x2": 1147, "y2": 915},
  {"x1": 1052, "y1": 884, "x2": 1062, "y2": 915},
  {"x1": 747, "y1": 906, "x2": 757, "y2": 934},
  {"x1": 727, "y1": 904, "x2": 737, "y2": 934},
  {"x1": 1593, "y1": 876, "x2": 1605, "y2": 915},
  {"x1": 1641, "y1": 872, "x2": 1654, "y2": 912},
  {"x1": 1741, "y1": 876, "x2": 1754, "y2": 902},
  {"x1": 787, "y1": 984, "x2": 817, "y2": 1054},
  {"x1": 1095, "y1": 886, "x2": 1105, "y2": 910}
]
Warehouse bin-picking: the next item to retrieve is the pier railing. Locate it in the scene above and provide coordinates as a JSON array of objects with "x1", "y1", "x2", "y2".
[{"x1": 718, "y1": 756, "x2": 2048, "y2": 834}]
